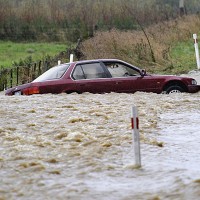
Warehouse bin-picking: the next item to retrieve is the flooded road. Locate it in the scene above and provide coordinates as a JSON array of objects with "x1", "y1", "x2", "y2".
[{"x1": 0, "y1": 72, "x2": 200, "y2": 200}]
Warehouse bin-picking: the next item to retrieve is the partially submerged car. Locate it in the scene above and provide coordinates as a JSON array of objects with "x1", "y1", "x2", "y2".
[{"x1": 5, "y1": 59, "x2": 200, "y2": 95}]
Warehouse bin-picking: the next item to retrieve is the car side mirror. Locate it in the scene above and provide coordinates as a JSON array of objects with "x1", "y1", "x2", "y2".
[{"x1": 140, "y1": 69, "x2": 146, "y2": 77}]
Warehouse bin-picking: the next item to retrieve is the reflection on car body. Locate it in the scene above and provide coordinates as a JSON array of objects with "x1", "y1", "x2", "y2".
[{"x1": 5, "y1": 59, "x2": 200, "y2": 96}]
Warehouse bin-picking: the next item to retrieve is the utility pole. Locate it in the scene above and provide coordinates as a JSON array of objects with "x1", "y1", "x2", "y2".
[{"x1": 179, "y1": 0, "x2": 186, "y2": 16}]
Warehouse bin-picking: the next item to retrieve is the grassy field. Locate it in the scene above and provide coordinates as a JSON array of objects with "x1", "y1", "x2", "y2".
[
  {"x1": 0, "y1": 39, "x2": 199, "y2": 74},
  {"x1": 170, "y1": 41, "x2": 197, "y2": 74},
  {"x1": 0, "y1": 41, "x2": 68, "y2": 68}
]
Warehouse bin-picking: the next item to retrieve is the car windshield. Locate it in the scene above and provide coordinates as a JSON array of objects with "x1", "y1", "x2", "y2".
[{"x1": 33, "y1": 64, "x2": 70, "y2": 82}]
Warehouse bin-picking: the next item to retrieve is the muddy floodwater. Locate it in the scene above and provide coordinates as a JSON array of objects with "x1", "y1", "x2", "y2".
[{"x1": 0, "y1": 72, "x2": 200, "y2": 200}]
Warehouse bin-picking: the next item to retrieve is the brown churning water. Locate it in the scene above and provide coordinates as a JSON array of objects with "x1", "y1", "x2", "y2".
[{"x1": 0, "y1": 72, "x2": 200, "y2": 200}]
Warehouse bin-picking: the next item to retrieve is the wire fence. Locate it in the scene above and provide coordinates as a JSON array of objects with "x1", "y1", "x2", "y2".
[
  {"x1": 0, "y1": 40, "x2": 84, "y2": 92},
  {"x1": 0, "y1": 58, "x2": 58, "y2": 91}
]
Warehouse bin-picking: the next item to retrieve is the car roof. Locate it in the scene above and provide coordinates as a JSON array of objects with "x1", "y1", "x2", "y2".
[
  {"x1": 70, "y1": 58, "x2": 123, "y2": 64},
  {"x1": 65, "y1": 59, "x2": 141, "y2": 71}
]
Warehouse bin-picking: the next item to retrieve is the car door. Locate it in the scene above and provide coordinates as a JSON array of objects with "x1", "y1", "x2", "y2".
[
  {"x1": 102, "y1": 61, "x2": 141, "y2": 93},
  {"x1": 71, "y1": 62, "x2": 114, "y2": 93},
  {"x1": 135, "y1": 76, "x2": 163, "y2": 93}
]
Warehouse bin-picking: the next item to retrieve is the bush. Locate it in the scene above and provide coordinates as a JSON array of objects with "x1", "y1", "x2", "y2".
[
  {"x1": 80, "y1": 15, "x2": 200, "y2": 74},
  {"x1": 1, "y1": 0, "x2": 198, "y2": 42}
]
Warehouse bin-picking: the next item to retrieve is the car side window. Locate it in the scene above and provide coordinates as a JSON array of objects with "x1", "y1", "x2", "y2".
[
  {"x1": 73, "y1": 63, "x2": 107, "y2": 80},
  {"x1": 104, "y1": 62, "x2": 140, "y2": 77},
  {"x1": 82, "y1": 63, "x2": 107, "y2": 79},
  {"x1": 72, "y1": 65, "x2": 85, "y2": 80}
]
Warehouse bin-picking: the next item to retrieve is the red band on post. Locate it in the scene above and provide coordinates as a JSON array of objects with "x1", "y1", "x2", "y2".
[
  {"x1": 131, "y1": 117, "x2": 139, "y2": 130},
  {"x1": 136, "y1": 117, "x2": 139, "y2": 129},
  {"x1": 131, "y1": 117, "x2": 134, "y2": 129}
]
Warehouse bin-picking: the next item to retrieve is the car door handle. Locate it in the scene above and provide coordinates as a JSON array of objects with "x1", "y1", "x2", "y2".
[{"x1": 116, "y1": 81, "x2": 123, "y2": 84}]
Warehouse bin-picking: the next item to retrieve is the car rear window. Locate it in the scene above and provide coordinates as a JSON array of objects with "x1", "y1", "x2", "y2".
[{"x1": 33, "y1": 64, "x2": 70, "y2": 82}]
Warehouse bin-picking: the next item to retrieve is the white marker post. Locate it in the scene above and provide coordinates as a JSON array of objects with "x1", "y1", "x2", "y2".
[
  {"x1": 58, "y1": 60, "x2": 61, "y2": 65},
  {"x1": 70, "y1": 54, "x2": 74, "y2": 63},
  {"x1": 131, "y1": 106, "x2": 141, "y2": 168},
  {"x1": 193, "y1": 34, "x2": 200, "y2": 70}
]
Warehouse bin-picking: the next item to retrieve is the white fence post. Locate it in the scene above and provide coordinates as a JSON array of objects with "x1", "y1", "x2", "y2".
[
  {"x1": 193, "y1": 34, "x2": 200, "y2": 70},
  {"x1": 58, "y1": 60, "x2": 61, "y2": 65},
  {"x1": 131, "y1": 106, "x2": 141, "y2": 168},
  {"x1": 70, "y1": 54, "x2": 74, "y2": 63}
]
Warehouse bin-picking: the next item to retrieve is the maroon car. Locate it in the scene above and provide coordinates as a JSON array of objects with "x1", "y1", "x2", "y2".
[{"x1": 5, "y1": 59, "x2": 200, "y2": 95}]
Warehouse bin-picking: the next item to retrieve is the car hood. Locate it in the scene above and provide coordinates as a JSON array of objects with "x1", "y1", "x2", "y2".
[{"x1": 5, "y1": 83, "x2": 32, "y2": 95}]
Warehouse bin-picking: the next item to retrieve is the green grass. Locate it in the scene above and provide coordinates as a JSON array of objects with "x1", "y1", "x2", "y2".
[
  {"x1": 0, "y1": 41, "x2": 67, "y2": 68},
  {"x1": 169, "y1": 41, "x2": 198, "y2": 74}
]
